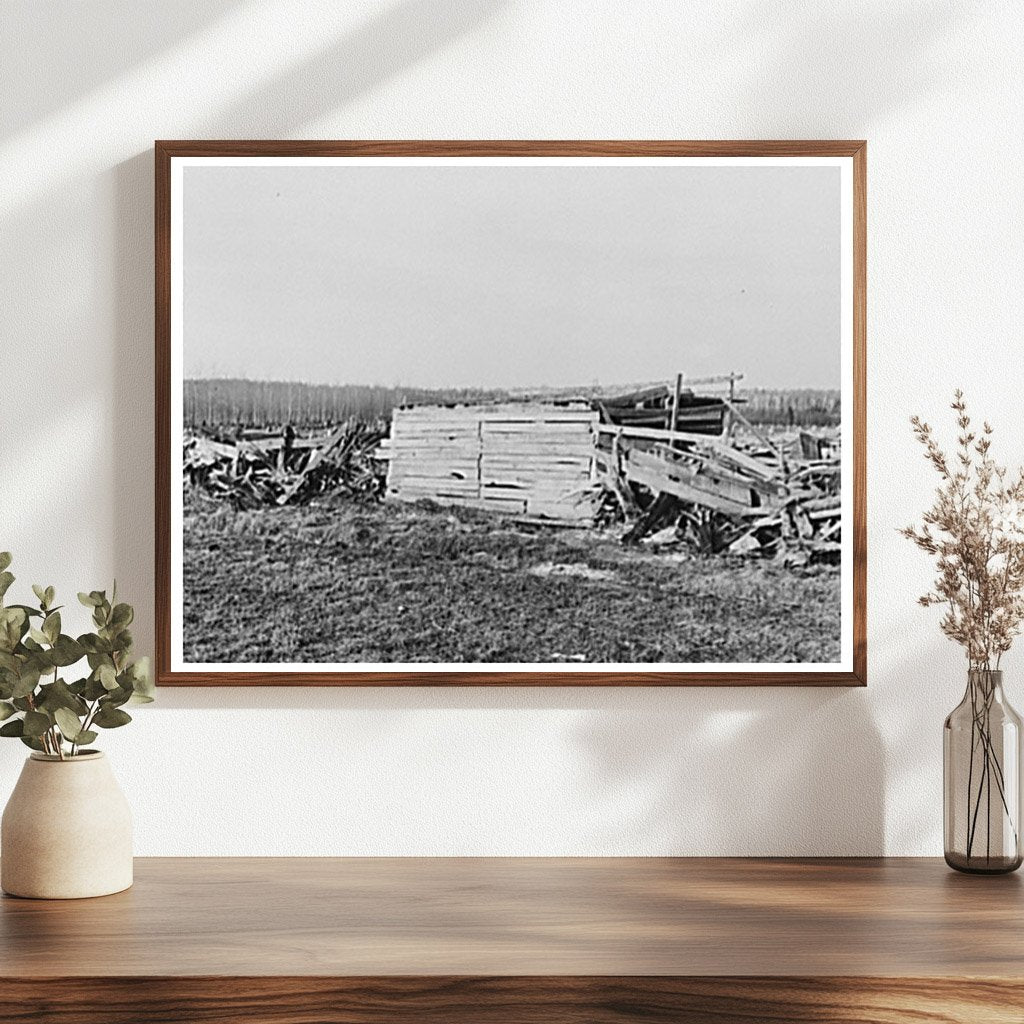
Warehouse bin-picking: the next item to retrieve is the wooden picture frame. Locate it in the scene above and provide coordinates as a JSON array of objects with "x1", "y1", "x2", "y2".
[{"x1": 156, "y1": 140, "x2": 866, "y2": 686}]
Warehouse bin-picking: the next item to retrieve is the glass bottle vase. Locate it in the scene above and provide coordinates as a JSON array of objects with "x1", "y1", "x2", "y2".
[{"x1": 944, "y1": 669, "x2": 1023, "y2": 873}]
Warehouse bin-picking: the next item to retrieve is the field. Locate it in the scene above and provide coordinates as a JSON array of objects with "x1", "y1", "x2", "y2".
[{"x1": 182, "y1": 495, "x2": 840, "y2": 665}]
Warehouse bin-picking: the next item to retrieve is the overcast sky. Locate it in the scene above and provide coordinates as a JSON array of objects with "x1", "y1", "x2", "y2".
[{"x1": 183, "y1": 162, "x2": 840, "y2": 390}]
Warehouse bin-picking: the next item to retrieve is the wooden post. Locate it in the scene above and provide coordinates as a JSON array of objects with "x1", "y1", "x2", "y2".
[{"x1": 670, "y1": 372, "x2": 683, "y2": 447}]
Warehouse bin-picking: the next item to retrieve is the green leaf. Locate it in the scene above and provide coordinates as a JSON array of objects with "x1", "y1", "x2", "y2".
[
  {"x1": 54, "y1": 707, "x2": 85, "y2": 741},
  {"x1": 0, "y1": 553, "x2": 11, "y2": 573},
  {"x1": 37, "y1": 678, "x2": 88, "y2": 716},
  {"x1": 83, "y1": 675, "x2": 107, "y2": 701},
  {"x1": 0, "y1": 701, "x2": 16, "y2": 721},
  {"x1": 110, "y1": 603, "x2": 134, "y2": 630},
  {"x1": 78, "y1": 592, "x2": 100, "y2": 608},
  {"x1": 93, "y1": 705, "x2": 131, "y2": 729},
  {"x1": 74, "y1": 730, "x2": 97, "y2": 747},
  {"x1": 11, "y1": 664, "x2": 41, "y2": 699},
  {"x1": 44, "y1": 586, "x2": 55, "y2": 608},
  {"x1": 19, "y1": 734, "x2": 45, "y2": 752},
  {"x1": 0, "y1": 572, "x2": 14, "y2": 601},
  {"x1": 50, "y1": 635, "x2": 85, "y2": 668},
  {"x1": 22, "y1": 711, "x2": 51, "y2": 738},
  {"x1": 28, "y1": 627, "x2": 49, "y2": 646},
  {"x1": 0, "y1": 719, "x2": 24, "y2": 737},
  {"x1": 31, "y1": 584, "x2": 48, "y2": 608},
  {"x1": 104, "y1": 684, "x2": 132, "y2": 708},
  {"x1": 79, "y1": 634, "x2": 111, "y2": 655},
  {"x1": 98, "y1": 663, "x2": 118, "y2": 690},
  {"x1": 0, "y1": 607, "x2": 27, "y2": 651},
  {"x1": 127, "y1": 657, "x2": 155, "y2": 702},
  {"x1": 42, "y1": 611, "x2": 60, "y2": 644},
  {"x1": 113, "y1": 629, "x2": 134, "y2": 654}
]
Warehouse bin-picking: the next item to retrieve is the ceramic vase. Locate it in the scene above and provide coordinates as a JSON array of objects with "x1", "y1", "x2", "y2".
[{"x1": 1, "y1": 751, "x2": 133, "y2": 898}]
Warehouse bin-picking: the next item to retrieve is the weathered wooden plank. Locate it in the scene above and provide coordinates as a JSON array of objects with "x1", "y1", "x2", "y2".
[
  {"x1": 623, "y1": 449, "x2": 756, "y2": 517},
  {"x1": 480, "y1": 463, "x2": 593, "y2": 476},
  {"x1": 648, "y1": 443, "x2": 765, "y2": 496},
  {"x1": 389, "y1": 448, "x2": 480, "y2": 459},
  {"x1": 389, "y1": 474, "x2": 478, "y2": 486},
  {"x1": 481, "y1": 454, "x2": 594, "y2": 465},
  {"x1": 481, "y1": 451, "x2": 593, "y2": 462},
  {"x1": 388, "y1": 442, "x2": 480, "y2": 452},
  {"x1": 479, "y1": 441, "x2": 594, "y2": 452},
  {"x1": 481, "y1": 424, "x2": 595, "y2": 435},
  {"x1": 480, "y1": 467, "x2": 592, "y2": 480},
  {"x1": 389, "y1": 484, "x2": 480, "y2": 497},
  {"x1": 481, "y1": 483, "x2": 592, "y2": 498},
  {"x1": 390, "y1": 479, "x2": 480, "y2": 490},
  {"x1": 389, "y1": 463, "x2": 481, "y2": 475},
  {"x1": 395, "y1": 409, "x2": 593, "y2": 425},
  {"x1": 390, "y1": 437, "x2": 480, "y2": 447},
  {"x1": 390, "y1": 421, "x2": 480, "y2": 431},
  {"x1": 478, "y1": 496, "x2": 529, "y2": 512},
  {"x1": 389, "y1": 460, "x2": 481, "y2": 472}
]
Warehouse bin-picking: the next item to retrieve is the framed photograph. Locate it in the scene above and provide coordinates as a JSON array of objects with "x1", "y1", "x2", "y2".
[{"x1": 156, "y1": 141, "x2": 865, "y2": 686}]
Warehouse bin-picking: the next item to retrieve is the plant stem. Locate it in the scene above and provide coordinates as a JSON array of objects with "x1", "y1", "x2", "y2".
[
  {"x1": 53, "y1": 665, "x2": 63, "y2": 760},
  {"x1": 964, "y1": 672, "x2": 1017, "y2": 863}
]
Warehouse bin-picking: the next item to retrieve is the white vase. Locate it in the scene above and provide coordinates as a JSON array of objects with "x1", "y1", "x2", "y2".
[{"x1": 1, "y1": 751, "x2": 133, "y2": 899}]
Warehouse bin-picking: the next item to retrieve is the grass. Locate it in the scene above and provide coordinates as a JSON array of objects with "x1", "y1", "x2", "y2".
[{"x1": 182, "y1": 498, "x2": 841, "y2": 665}]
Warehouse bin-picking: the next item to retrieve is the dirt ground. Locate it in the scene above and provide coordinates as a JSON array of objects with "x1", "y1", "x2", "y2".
[{"x1": 182, "y1": 496, "x2": 841, "y2": 665}]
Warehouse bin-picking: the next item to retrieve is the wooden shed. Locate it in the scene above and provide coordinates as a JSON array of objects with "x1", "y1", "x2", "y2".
[{"x1": 386, "y1": 401, "x2": 600, "y2": 522}]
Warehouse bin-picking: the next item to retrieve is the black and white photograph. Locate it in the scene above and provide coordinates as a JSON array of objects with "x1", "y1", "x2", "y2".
[{"x1": 161, "y1": 146, "x2": 861, "y2": 683}]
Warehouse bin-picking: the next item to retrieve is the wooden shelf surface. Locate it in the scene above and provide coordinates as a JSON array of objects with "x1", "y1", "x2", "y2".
[{"x1": 2, "y1": 857, "x2": 1022, "y2": 1022}]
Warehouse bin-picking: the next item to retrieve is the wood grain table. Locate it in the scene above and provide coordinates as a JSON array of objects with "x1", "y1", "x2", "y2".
[{"x1": 1, "y1": 857, "x2": 1022, "y2": 1023}]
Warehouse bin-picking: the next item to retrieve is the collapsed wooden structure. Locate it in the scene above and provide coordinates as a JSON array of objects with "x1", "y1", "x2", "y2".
[{"x1": 383, "y1": 377, "x2": 841, "y2": 556}]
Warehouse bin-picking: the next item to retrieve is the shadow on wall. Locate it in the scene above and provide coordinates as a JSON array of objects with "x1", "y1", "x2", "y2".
[
  {"x1": 0, "y1": 1, "x2": 243, "y2": 138},
  {"x1": 573, "y1": 687, "x2": 885, "y2": 855},
  {"x1": 203, "y1": 0, "x2": 508, "y2": 137},
  {"x1": 148, "y1": 681, "x2": 886, "y2": 855},
  {"x1": 730, "y1": 1, "x2": 973, "y2": 135},
  {"x1": 105, "y1": 0, "x2": 509, "y2": 659}
]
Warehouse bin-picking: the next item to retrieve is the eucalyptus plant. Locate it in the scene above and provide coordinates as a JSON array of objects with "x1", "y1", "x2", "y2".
[{"x1": 0, "y1": 552, "x2": 153, "y2": 759}]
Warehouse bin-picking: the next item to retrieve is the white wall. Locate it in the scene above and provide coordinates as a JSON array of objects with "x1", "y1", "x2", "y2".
[{"x1": 1, "y1": 0, "x2": 1022, "y2": 855}]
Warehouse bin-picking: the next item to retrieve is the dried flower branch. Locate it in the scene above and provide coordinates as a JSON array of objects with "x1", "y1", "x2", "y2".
[{"x1": 902, "y1": 390, "x2": 1024, "y2": 670}]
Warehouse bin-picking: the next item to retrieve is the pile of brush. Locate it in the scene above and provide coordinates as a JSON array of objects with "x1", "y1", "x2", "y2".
[{"x1": 183, "y1": 422, "x2": 387, "y2": 508}]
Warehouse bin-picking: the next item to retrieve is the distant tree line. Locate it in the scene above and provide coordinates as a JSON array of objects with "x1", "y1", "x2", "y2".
[
  {"x1": 183, "y1": 379, "x2": 840, "y2": 429},
  {"x1": 182, "y1": 379, "x2": 508, "y2": 428},
  {"x1": 736, "y1": 388, "x2": 841, "y2": 427}
]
